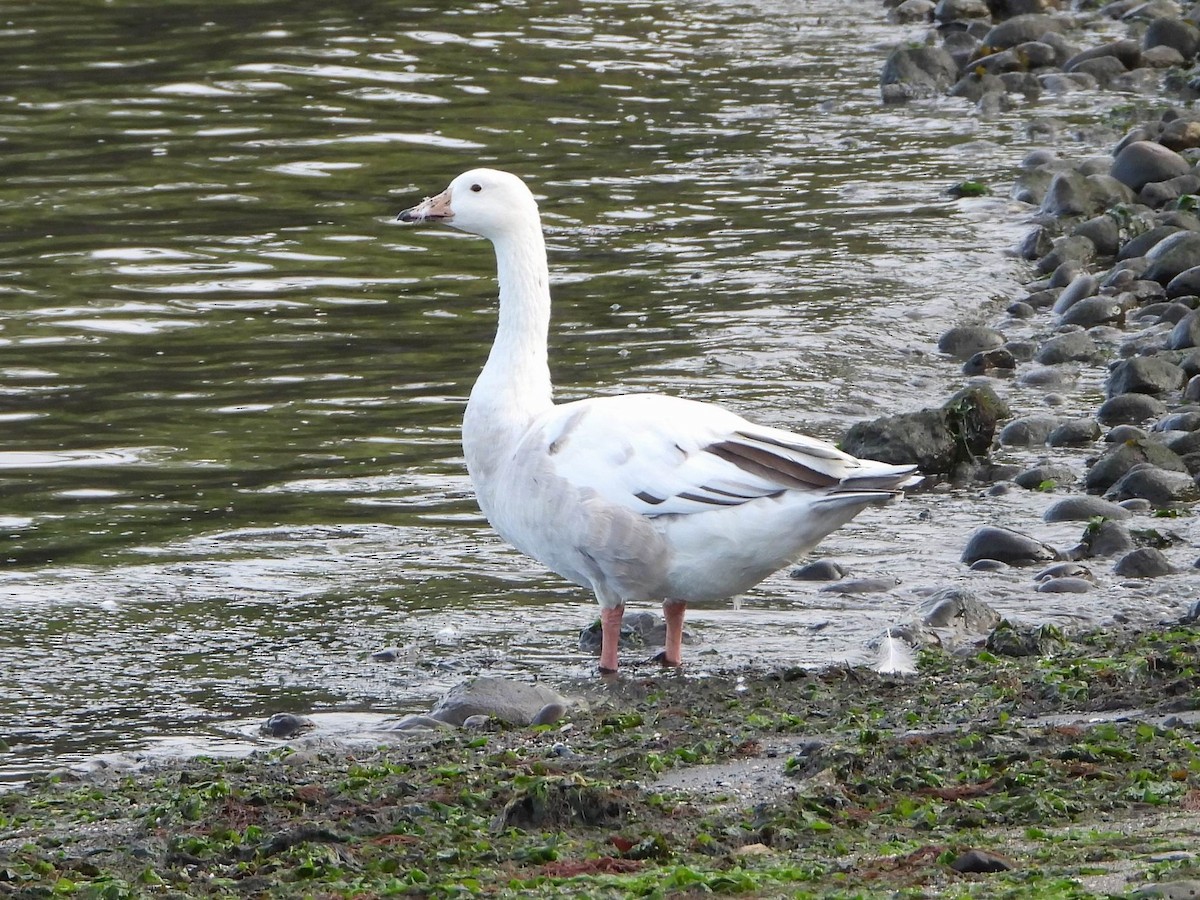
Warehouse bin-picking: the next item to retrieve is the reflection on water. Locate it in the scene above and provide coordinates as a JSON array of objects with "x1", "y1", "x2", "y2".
[{"x1": 0, "y1": 0, "x2": 1147, "y2": 781}]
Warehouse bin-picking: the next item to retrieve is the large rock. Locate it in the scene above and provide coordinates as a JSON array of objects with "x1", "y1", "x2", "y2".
[
  {"x1": 1043, "y1": 495, "x2": 1131, "y2": 522},
  {"x1": 1110, "y1": 140, "x2": 1192, "y2": 193},
  {"x1": 881, "y1": 46, "x2": 960, "y2": 102},
  {"x1": 937, "y1": 325, "x2": 1006, "y2": 359},
  {"x1": 1096, "y1": 392, "x2": 1169, "y2": 424},
  {"x1": 912, "y1": 588, "x2": 1001, "y2": 634},
  {"x1": 842, "y1": 386, "x2": 1009, "y2": 476},
  {"x1": 998, "y1": 414, "x2": 1060, "y2": 446}
]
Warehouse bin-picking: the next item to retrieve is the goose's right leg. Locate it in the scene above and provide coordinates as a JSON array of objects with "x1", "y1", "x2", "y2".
[{"x1": 598, "y1": 604, "x2": 624, "y2": 674}]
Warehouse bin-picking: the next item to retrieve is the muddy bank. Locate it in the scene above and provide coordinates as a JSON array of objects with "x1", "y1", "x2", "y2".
[{"x1": 3, "y1": 624, "x2": 1200, "y2": 897}]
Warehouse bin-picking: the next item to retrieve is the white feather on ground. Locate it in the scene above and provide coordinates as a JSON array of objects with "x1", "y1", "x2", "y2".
[{"x1": 874, "y1": 629, "x2": 918, "y2": 675}]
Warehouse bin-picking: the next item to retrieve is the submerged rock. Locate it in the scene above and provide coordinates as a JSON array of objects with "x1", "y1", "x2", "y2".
[
  {"x1": 1043, "y1": 495, "x2": 1131, "y2": 522},
  {"x1": 427, "y1": 676, "x2": 574, "y2": 728}
]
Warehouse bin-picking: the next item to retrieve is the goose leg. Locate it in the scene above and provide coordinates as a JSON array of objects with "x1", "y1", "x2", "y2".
[
  {"x1": 660, "y1": 599, "x2": 686, "y2": 668},
  {"x1": 598, "y1": 605, "x2": 624, "y2": 674}
]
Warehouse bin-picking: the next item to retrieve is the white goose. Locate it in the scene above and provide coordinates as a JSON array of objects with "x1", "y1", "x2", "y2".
[{"x1": 398, "y1": 169, "x2": 919, "y2": 675}]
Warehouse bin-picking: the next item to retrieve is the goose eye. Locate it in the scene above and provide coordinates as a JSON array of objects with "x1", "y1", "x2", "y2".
[{"x1": 470, "y1": 183, "x2": 482, "y2": 192}]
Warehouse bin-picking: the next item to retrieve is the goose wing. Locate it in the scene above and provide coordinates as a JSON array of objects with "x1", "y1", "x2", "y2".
[{"x1": 526, "y1": 393, "x2": 912, "y2": 517}]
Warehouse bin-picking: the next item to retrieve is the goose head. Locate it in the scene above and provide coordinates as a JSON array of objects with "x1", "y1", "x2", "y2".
[{"x1": 397, "y1": 168, "x2": 539, "y2": 241}]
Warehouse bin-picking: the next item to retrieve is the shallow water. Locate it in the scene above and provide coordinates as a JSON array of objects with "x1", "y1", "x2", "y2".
[{"x1": 0, "y1": 0, "x2": 1184, "y2": 782}]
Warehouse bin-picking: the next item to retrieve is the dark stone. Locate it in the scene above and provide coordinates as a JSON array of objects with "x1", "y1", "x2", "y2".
[
  {"x1": 1106, "y1": 424, "x2": 1147, "y2": 442},
  {"x1": 1155, "y1": 410, "x2": 1200, "y2": 432},
  {"x1": 1059, "y1": 294, "x2": 1126, "y2": 327},
  {"x1": 983, "y1": 14, "x2": 1064, "y2": 49},
  {"x1": 819, "y1": 576, "x2": 898, "y2": 595},
  {"x1": 1141, "y1": 174, "x2": 1200, "y2": 208},
  {"x1": 1048, "y1": 418, "x2": 1101, "y2": 446},
  {"x1": 1086, "y1": 438, "x2": 1188, "y2": 492},
  {"x1": 1051, "y1": 274, "x2": 1099, "y2": 314},
  {"x1": 1036, "y1": 331, "x2": 1102, "y2": 364},
  {"x1": 1043, "y1": 495, "x2": 1131, "y2": 522},
  {"x1": 1013, "y1": 464, "x2": 1075, "y2": 489},
  {"x1": 1113, "y1": 546, "x2": 1176, "y2": 577},
  {"x1": 949, "y1": 849, "x2": 1014, "y2": 874},
  {"x1": 1037, "y1": 234, "x2": 1097, "y2": 274},
  {"x1": 789, "y1": 559, "x2": 847, "y2": 581},
  {"x1": 963, "y1": 348, "x2": 1017, "y2": 375},
  {"x1": 1079, "y1": 519, "x2": 1136, "y2": 557},
  {"x1": 1065, "y1": 37, "x2": 1142, "y2": 70},
  {"x1": 1169, "y1": 309, "x2": 1200, "y2": 350},
  {"x1": 1072, "y1": 215, "x2": 1121, "y2": 256},
  {"x1": 1186, "y1": 374, "x2": 1200, "y2": 402},
  {"x1": 261, "y1": 713, "x2": 316, "y2": 739},
  {"x1": 1069, "y1": 55, "x2": 1129, "y2": 85},
  {"x1": 1110, "y1": 140, "x2": 1192, "y2": 193},
  {"x1": 935, "y1": 0, "x2": 990, "y2": 21},
  {"x1": 1105, "y1": 463, "x2": 1200, "y2": 503},
  {"x1": 937, "y1": 325, "x2": 1006, "y2": 359},
  {"x1": 1119, "y1": 225, "x2": 1182, "y2": 260},
  {"x1": 1144, "y1": 17, "x2": 1200, "y2": 60},
  {"x1": 998, "y1": 414, "x2": 1060, "y2": 446},
  {"x1": 961, "y1": 525, "x2": 1057, "y2": 566},
  {"x1": 1144, "y1": 231, "x2": 1200, "y2": 285},
  {"x1": 842, "y1": 386, "x2": 1009, "y2": 476},
  {"x1": 881, "y1": 46, "x2": 960, "y2": 102},
  {"x1": 1097, "y1": 392, "x2": 1169, "y2": 425},
  {"x1": 985, "y1": 620, "x2": 1068, "y2": 656},
  {"x1": 1107, "y1": 356, "x2": 1186, "y2": 397}
]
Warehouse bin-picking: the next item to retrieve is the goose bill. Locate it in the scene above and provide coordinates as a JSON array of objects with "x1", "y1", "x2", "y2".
[{"x1": 397, "y1": 189, "x2": 453, "y2": 223}]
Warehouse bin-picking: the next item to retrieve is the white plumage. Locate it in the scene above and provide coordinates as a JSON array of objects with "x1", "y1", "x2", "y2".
[{"x1": 398, "y1": 168, "x2": 919, "y2": 674}]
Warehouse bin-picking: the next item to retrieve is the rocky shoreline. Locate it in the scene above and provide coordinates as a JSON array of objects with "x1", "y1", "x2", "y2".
[{"x1": 5, "y1": 1, "x2": 1200, "y2": 897}]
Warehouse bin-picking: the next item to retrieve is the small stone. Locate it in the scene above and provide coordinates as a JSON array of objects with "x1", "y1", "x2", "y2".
[
  {"x1": 999, "y1": 415, "x2": 1060, "y2": 446},
  {"x1": 937, "y1": 325, "x2": 1006, "y2": 359},
  {"x1": 986, "y1": 620, "x2": 1068, "y2": 657},
  {"x1": 1169, "y1": 309, "x2": 1200, "y2": 349},
  {"x1": 1013, "y1": 464, "x2": 1075, "y2": 489},
  {"x1": 462, "y1": 715, "x2": 492, "y2": 730},
  {"x1": 949, "y1": 848, "x2": 1014, "y2": 874},
  {"x1": 1059, "y1": 294, "x2": 1126, "y2": 328},
  {"x1": 880, "y1": 46, "x2": 960, "y2": 102},
  {"x1": 531, "y1": 703, "x2": 567, "y2": 726},
  {"x1": 1106, "y1": 424, "x2": 1147, "y2": 442},
  {"x1": 963, "y1": 348, "x2": 1016, "y2": 375},
  {"x1": 1035, "y1": 562, "x2": 1095, "y2": 581},
  {"x1": 1048, "y1": 418, "x2": 1101, "y2": 446},
  {"x1": 1036, "y1": 576, "x2": 1094, "y2": 593},
  {"x1": 819, "y1": 577, "x2": 899, "y2": 595},
  {"x1": 1087, "y1": 439, "x2": 1189, "y2": 492},
  {"x1": 1036, "y1": 330, "x2": 1101, "y2": 364},
  {"x1": 261, "y1": 713, "x2": 317, "y2": 739},
  {"x1": 1114, "y1": 546, "x2": 1175, "y2": 577},
  {"x1": 1145, "y1": 231, "x2": 1200, "y2": 285},
  {"x1": 961, "y1": 525, "x2": 1058, "y2": 566},
  {"x1": 983, "y1": 14, "x2": 1064, "y2": 50}
]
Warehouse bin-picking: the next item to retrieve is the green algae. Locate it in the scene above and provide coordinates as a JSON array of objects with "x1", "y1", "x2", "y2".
[{"x1": 2, "y1": 625, "x2": 1200, "y2": 898}]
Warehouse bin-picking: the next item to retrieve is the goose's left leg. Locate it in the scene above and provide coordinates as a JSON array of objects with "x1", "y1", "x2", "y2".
[{"x1": 660, "y1": 599, "x2": 687, "y2": 667}]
